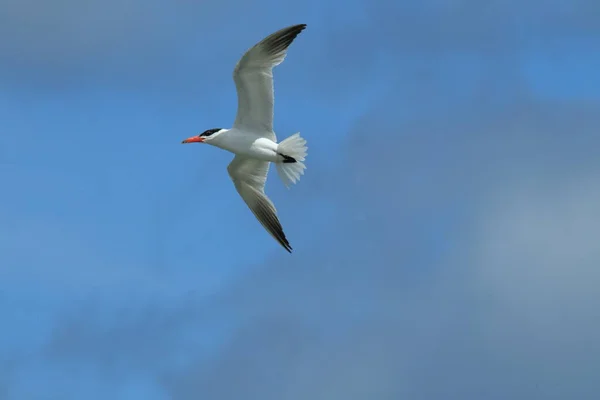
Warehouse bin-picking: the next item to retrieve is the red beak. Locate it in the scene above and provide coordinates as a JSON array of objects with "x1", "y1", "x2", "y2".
[{"x1": 181, "y1": 136, "x2": 205, "y2": 144}]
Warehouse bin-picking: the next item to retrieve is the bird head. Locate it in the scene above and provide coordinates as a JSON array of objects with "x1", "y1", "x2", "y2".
[{"x1": 181, "y1": 128, "x2": 223, "y2": 144}]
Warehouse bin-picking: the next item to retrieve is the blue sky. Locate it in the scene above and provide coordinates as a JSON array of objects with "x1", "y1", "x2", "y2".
[{"x1": 1, "y1": 0, "x2": 600, "y2": 398}]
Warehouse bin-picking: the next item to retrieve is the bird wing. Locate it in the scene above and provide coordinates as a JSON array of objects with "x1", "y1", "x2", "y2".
[
  {"x1": 227, "y1": 155, "x2": 292, "y2": 252},
  {"x1": 232, "y1": 24, "x2": 306, "y2": 137}
]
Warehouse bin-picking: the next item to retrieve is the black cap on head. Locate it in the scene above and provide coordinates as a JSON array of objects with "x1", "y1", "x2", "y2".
[{"x1": 200, "y1": 128, "x2": 221, "y2": 137}]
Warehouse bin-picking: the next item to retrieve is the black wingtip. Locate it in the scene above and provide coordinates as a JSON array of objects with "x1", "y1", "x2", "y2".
[
  {"x1": 278, "y1": 229, "x2": 293, "y2": 253},
  {"x1": 280, "y1": 235, "x2": 293, "y2": 253},
  {"x1": 287, "y1": 24, "x2": 307, "y2": 31},
  {"x1": 264, "y1": 24, "x2": 307, "y2": 55}
]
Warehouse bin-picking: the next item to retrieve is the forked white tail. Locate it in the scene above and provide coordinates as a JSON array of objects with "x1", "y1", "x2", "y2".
[{"x1": 276, "y1": 132, "x2": 307, "y2": 188}]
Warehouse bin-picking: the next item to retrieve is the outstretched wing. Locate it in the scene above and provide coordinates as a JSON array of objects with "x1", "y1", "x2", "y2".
[
  {"x1": 232, "y1": 24, "x2": 306, "y2": 135},
  {"x1": 227, "y1": 155, "x2": 292, "y2": 253}
]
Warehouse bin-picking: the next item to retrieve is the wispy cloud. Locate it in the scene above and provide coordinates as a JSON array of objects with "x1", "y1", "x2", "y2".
[{"x1": 160, "y1": 93, "x2": 600, "y2": 398}]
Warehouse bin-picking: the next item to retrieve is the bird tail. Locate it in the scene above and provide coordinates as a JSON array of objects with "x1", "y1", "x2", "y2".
[{"x1": 276, "y1": 132, "x2": 307, "y2": 188}]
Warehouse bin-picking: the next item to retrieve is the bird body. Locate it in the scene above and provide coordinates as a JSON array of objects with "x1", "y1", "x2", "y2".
[
  {"x1": 181, "y1": 24, "x2": 308, "y2": 253},
  {"x1": 205, "y1": 128, "x2": 280, "y2": 162}
]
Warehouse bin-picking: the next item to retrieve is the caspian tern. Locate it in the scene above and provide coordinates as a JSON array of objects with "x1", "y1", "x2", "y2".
[{"x1": 181, "y1": 24, "x2": 308, "y2": 253}]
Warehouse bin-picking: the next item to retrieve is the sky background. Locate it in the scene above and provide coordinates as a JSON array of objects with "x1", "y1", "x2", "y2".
[{"x1": 1, "y1": 0, "x2": 600, "y2": 398}]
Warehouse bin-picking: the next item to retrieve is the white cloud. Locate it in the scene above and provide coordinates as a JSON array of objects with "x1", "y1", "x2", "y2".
[{"x1": 472, "y1": 172, "x2": 600, "y2": 352}]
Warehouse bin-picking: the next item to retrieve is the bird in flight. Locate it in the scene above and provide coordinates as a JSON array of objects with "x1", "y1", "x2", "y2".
[{"x1": 181, "y1": 24, "x2": 308, "y2": 253}]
